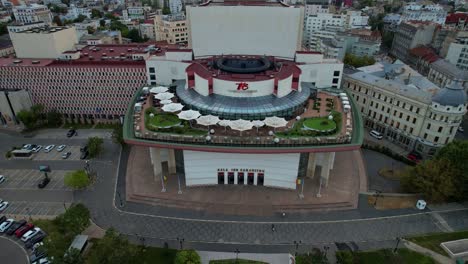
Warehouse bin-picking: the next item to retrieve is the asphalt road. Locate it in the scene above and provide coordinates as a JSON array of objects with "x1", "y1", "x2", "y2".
[{"x1": 0, "y1": 236, "x2": 28, "y2": 264}]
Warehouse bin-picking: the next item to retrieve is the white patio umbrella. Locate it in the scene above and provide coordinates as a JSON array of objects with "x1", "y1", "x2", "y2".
[
  {"x1": 196, "y1": 115, "x2": 220, "y2": 129},
  {"x1": 229, "y1": 119, "x2": 253, "y2": 136},
  {"x1": 154, "y1": 92, "x2": 174, "y2": 101},
  {"x1": 160, "y1": 99, "x2": 173, "y2": 105},
  {"x1": 264, "y1": 116, "x2": 288, "y2": 132},
  {"x1": 161, "y1": 103, "x2": 184, "y2": 113},
  {"x1": 218, "y1": 119, "x2": 231, "y2": 132},
  {"x1": 150, "y1": 86, "x2": 168, "y2": 94},
  {"x1": 178, "y1": 110, "x2": 201, "y2": 127},
  {"x1": 251, "y1": 120, "x2": 265, "y2": 133}
]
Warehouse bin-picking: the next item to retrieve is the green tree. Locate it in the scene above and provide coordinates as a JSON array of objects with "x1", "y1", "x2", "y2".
[
  {"x1": 369, "y1": 13, "x2": 384, "y2": 32},
  {"x1": 162, "y1": 0, "x2": 171, "y2": 14},
  {"x1": 336, "y1": 251, "x2": 354, "y2": 264},
  {"x1": 62, "y1": 248, "x2": 84, "y2": 264},
  {"x1": 127, "y1": 28, "x2": 144, "y2": 42},
  {"x1": 46, "y1": 109, "x2": 63, "y2": 127},
  {"x1": 174, "y1": 250, "x2": 201, "y2": 264},
  {"x1": 64, "y1": 170, "x2": 90, "y2": 189},
  {"x1": 17, "y1": 110, "x2": 36, "y2": 129},
  {"x1": 104, "y1": 13, "x2": 117, "y2": 20},
  {"x1": 112, "y1": 125, "x2": 124, "y2": 145},
  {"x1": 343, "y1": 53, "x2": 376, "y2": 68},
  {"x1": 0, "y1": 23, "x2": 7, "y2": 35},
  {"x1": 382, "y1": 31, "x2": 394, "y2": 49},
  {"x1": 401, "y1": 140, "x2": 468, "y2": 202},
  {"x1": 91, "y1": 9, "x2": 102, "y2": 18},
  {"x1": 87, "y1": 136, "x2": 104, "y2": 158},
  {"x1": 53, "y1": 15, "x2": 63, "y2": 26},
  {"x1": 73, "y1": 14, "x2": 87, "y2": 23},
  {"x1": 87, "y1": 228, "x2": 138, "y2": 264},
  {"x1": 99, "y1": 19, "x2": 106, "y2": 27},
  {"x1": 87, "y1": 26, "x2": 96, "y2": 34}
]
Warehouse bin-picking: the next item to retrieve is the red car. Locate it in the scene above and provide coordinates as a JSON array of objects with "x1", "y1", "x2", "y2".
[
  {"x1": 407, "y1": 152, "x2": 422, "y2": 163},
  {"x1": 15, "y1": 223, "x2": 33, "y2": 238}
]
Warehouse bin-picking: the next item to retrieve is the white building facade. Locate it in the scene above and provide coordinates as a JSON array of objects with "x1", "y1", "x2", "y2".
[
  {"x1": 401, "y1": 2, "x2": 447, "y2": 25},
  {"x1": 13, "y1": 4, "x2": 53, "y2": 24},
  {"x1": 445, "y1": 36, "x2": 468, "y2": 71}
]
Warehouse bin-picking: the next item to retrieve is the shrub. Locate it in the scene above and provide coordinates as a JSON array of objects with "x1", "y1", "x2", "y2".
[
  {"x1": 336, "y1": 251, "x2": 354, "y2": 264},
  {"x1": 175, "y1": 250, "x2": 201, "y2": 264},
  {"x1": 5, "y1": 151, "x2": 11, "y2": 159}
]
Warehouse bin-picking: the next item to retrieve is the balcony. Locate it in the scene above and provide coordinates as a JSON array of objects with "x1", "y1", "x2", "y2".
[{"x1": 123, "y1": 85, "x2": 364, "y2": 153}]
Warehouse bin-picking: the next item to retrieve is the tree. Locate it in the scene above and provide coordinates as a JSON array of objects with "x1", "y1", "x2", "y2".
[
  {"x1": 46, "y1": 109, "x2": 63, "y2": 127},
  {"x1": 64, "y1": 170, "x2": 90, "y2": 189},
  {"x1": 87, "y1": 228, "x2": 138, "y2": 264},
  {"x1": 62, "y1": 248, "x2": 84, "y2": 264},
  {"x1": 382, "y1": 31, "x2": 394, "y2": 49},
  {"x1": 53, "y1": 15, "x2": 63, "y2": 26},
  {"x1": 369, "y1": 13, "x2": 384, "y2": 32},
  {"x1": 401, "y1": 140, "x2": 468, "y2": 202},
  {"x1": 343, "y1": 53, "x2": 376, "y2": 68},
  {"x1": 17, "y1": 110, "x2": 36, "y2": 129},
  {"x1": 104, "y1": 13, "x2": 117, "y2": 20},
  {"x1": 87, "y1": 26, "x2": 96, "y2": 34},
  {"x1": 174, "y1": 250, "x2": 201, "y2": 264},
  {"x1": 87, "y1": 136, "x2": 104, "y2": 158},
  {"x1": 91, "y1": 9, "x2": 102, "y2": 18},
  {"x1": 162, "y1": 0, "x2": 171, "y2": 14},
  {"x1": 127, "y1": 28, "x2": 144, "y2": 42},
  {"x1": 73, "y1": 14, "x2": 87, "y2": 23},
  {"x1": 0, "y1": 23, "x2": 7, "y2": 35},
  {"x1": 112, "y1": 125, "x2": 124, "y2": 145},
  {"x1": 99, "y1": 19, "x2": 106, "y2": 27}
]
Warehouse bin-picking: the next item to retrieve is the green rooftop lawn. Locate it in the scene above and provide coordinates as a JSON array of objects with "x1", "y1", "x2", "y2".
[
  {"x1": 145, "y1": 108, "x2": 181, "y2": 128},
  {"x1": 407, "y1": 230, "x2": 468, "y2": 256},
  {"x1": 303, "y1": 117, "x2": 337, "y2": 131}
]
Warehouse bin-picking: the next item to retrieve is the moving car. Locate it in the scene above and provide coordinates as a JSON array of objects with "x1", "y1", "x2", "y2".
[
  {"x1": 32, "y1": 145, "x2": 43, "y2": 153},
  {"x1": 5, "y1": 219, "x2": 26, "y2": 235},
  {"x1": 44, "y1": 145, "x2": 55, "y2": 153},
  {"x1": 38, "y1": 178, "x2": 50, "y2": 189},
  {"x1": 0, "y1": 201, "x2": 8, "y2": 211},
  {"x1": 62, "y1": 152, "x2": 71, "y2": 159},
  {"x1": 57, "y1": 145, "x2": 66, "y2": 152},
  {"x1": 0, "y1": 219, "x2": 14, "y2": 232},
  {"x1": 21, "y1": 227, "x2": 41, "y2": 242},
  {"x1": 0, "y1": 175, "x2": 5, "y2": 184},
  {"x1": 369, "y1": 130, "x2": 383, "y2": 140},
  {"x1": 15, "y1": 223, "x2": 34, "y2": 238},
  {"x1": 67, "y1": 129, "x2": 77, "y2": 137},
  {"x1": 25, "y1": 231, "x2": 47, "y2": 249}
]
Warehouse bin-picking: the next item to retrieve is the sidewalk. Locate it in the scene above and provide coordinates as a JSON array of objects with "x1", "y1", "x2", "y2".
[
  {"x1": 198, "y1": 251, "x2": 292, "y2": 264},
  {"x1": 403, "y1": 239, "x2": 454, "y2": 264}
]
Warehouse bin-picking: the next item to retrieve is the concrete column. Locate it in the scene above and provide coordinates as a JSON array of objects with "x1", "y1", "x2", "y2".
[
  {"x1": 306, "y1": 152, "x2": 317, "y2": 179},
  {"x1": 168, "y1": 149, "x2": 176, "y2": 175},
  {"x1": 320, "y1": 152, "x2": 331, "y2": 187},
  {"x1": 328, "y1": 152, "x2": 335, "y2": 170},
  {"x1": 150, "y1": 147, "x2": 162, "y2": 182}
]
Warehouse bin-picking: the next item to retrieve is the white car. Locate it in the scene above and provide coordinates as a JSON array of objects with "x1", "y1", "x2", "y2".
[
  {"x1": 0, "y1": 219, "x2": 14, "y2": 232},
  {"x1": 21, "y1": 227, "x2": 41, "y2": 242},
  {"x1": 0, "y1": 175, "x2": 5, "y2": 184},
  {"x1": 22, "y1": 144, "x2": 32, "y2": 150},
  {"x1": 32, "y1": 257, "x2": 50, "y2": 264},
  {"x1": 369, "y1": 130, "x2": 383, "y2": 140},
  {"x1": 44, "y1": 145, "x2": 55, "y2": 153},
  {"x1": 0, "y1": 201, "x2": 8, "y2": 211},
  {"x1": 33, "y1": 242, "x2": 44, "y2": 251},
  {"x1": 32, "y1": 145, "x2": 43, "y2": 153},
  {"x1": 56, "y1": 145, "x2": 66, "y2": 152}
]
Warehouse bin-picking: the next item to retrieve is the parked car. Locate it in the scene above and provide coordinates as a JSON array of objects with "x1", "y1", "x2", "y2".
[
  {"x1": 21, "y1": 227, "x2": 41, "y2": 242},
  {"x1": 369, "y1": 130, "x2": 383, "y2": 140},
  {"x1": 57, "y1": 145, "x2": 66, "y2": 152},
  {"x1": 407, "y1": 151, "x2": 422, "y2": 163},
  {"x1": 0, "y1": 215, "x2": 6, "y2": 224},
  {"x1": 62, "y1": 152, "x2": 71, "y2": 159},
  {"x1": 25, "y1": 231, "x2": 47, "y2": 249},
  {"x1": 67, "y1": 129, "x2": 77, "y2": 137},
  {"x1": 0, "y1": 175, "x2": 5, "y2": 184},
  {"x1": 0, "y1": 219, "x2": 13, "y2": 232},
  {"x1": 80, "y1": 145, "x2": 88, "y2": 153},
  {"x1": 32, "y1": 145, "x2": 43, "y2": 153},
  {"x1": 33, "y1": 242, "x2": 44, "y2": 251},
  {"x1": 32, "y1": 257, "x2": 50, "y2": 264},
  {"x1": 44, "y1": 145, "x2": 55, "y2": 153},
  {"x1": 38, "y1": 178, "x2": 50, "y2": 189},
  {"x1": 22, "y1": 144, "x2": 33, "y2": 150},
  {"x1": 0, "y1": 201, "x2": 9, "y2": 211},
  {"x1": 29, "y1": 249, "x2": 47, "y2": 262},
  {"x1": 5, "y1": 219, "x2": 26, "y2": 235},
  {"x1": 15, "y1": 223, "x2": 34, "y2": 238},
  {"x1": 80, "y1": 151, "x2": 88, "y2": 160}
]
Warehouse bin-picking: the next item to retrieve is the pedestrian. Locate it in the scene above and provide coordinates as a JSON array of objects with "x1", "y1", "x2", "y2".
[{"x1": 271, "y1": 224, "x2": 275, "y2": 232}]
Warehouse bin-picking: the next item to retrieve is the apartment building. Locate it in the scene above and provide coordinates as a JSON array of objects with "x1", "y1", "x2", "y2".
[
  {"x1": 390, "y1": 21, "x2": 437, "y2": 63},
  {"x1": 12, "y1": 4, "x2": 53, "y2": 24},
  {"x1": 154, "y1": 13, "x2": 188, "y2": 44},
  {"x1": 401, "y1": 2, "x2": 447, "y2": 25},
  {"x1": 445, "y1": 36, "x2": 468, "y2": 70},
  {"x1": 344, "y1": 62, "x2": 466, "y2": 157},
  {"x1": 428, "y1": 59, "x2": 468, "y2": 93},
  {"x1": 318, "y1": 28, "x2": 381, "y2": 60}
]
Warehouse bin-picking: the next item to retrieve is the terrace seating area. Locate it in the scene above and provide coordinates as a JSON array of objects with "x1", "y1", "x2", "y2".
[{"x1": 131, "y1": 87, "x2": 355, "y2": 147}]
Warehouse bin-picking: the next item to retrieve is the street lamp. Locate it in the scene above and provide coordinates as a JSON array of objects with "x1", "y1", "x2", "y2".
[
  {"x1": 234, "y1": 249, "x2": 240, "y2": 262},
  {"x1": 293, "y1": 240, "x2": 302, "y2": 256},
  {"x1": 117, "y1": 191, "x2": 124, "y2": 207},
  {"x1": 323, "y1": 245, "x2": 330, "y2": 258},
  {"x1": 393, "y1": 237, "x2": 401, "y2": 254},
  {"x1": 373, "y1": 190, "x2": 382, "y2": 206},
  {"x1": 176, "y1": 237, "x2": 184, "y2": 250}
]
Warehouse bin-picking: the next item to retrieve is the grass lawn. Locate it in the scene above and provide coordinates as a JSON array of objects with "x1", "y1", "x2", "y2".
[
  {"x1": 303, "y1": 117, "x2": 336, "y2": 131},
  {"x1": 354, "y1": 248, "x2": 435, "y2": 264},
  {"x1": 210, "y1": 259, "x2": 267, "y2": 264},
  {"x1": 145, "y1": 108, "x2": 180, "y2": 128},
  {"x1": 407, "y1": 230, "x2": 468, "y2": 256}
]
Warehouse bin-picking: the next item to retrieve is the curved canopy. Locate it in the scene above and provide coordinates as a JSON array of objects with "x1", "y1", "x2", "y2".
[
  {"x1": 264, "y1": 116, "x2": 288, "y2": 128},
  {"x1": 229, "y1": 119, "x2": 253, "y2": 132},
  {"x1": 252, "y1": 120, "x2": 265, "y2": 128},
  {"x1": 218, "y1": 120, "x2": 231, "y2": 127},
  {"x1": 160, "y1": 99, "x2": 173, "y2": 105},
  {"x1": 162, "y1": 103, "x2": 184, "y2": 113},
  {"x1": 154, "y1": 92, "x2": 174, "y2": 100},
  {"x1": 150, "y1": 86, "x2": 169, "y2": 94},
  {"x1": 196, "y1": 115, "x2": 220, "y2": 126},
  {"x1": 177, "y1": 110, "x2": 201, "y2": 121}
]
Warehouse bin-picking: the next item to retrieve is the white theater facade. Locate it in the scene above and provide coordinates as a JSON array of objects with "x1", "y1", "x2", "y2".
[{"x1": 124, "y1": 0, "x2": 363, "y2": 190}]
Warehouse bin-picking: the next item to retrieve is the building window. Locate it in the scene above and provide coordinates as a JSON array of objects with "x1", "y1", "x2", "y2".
[
  {"x1": 438, "y1": 126, "x2": 442, "y2": 133},
  {"x1": 149, "y1": 67, "x2": 155, "y2": 73},
  {"x1": 413, "y1": 118, "x2": 416, "y2": 124},
  {"x1": 423, "y1": 133, "x2": 427, "y2": 139},
  {"x1": 427, "y1": 123, "x2": 431, "y2": 129},
  {"x1": 332, "y1": 78, "x2": 339, "y2": 84},
  {"x1": 333, "y1": 71, "x2": 340, "y2": 76}
]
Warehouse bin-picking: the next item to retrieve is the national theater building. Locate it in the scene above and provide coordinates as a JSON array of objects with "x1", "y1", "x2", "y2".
[{"x1": 123, "y1": 0, "x2": 363, "y2": 190}]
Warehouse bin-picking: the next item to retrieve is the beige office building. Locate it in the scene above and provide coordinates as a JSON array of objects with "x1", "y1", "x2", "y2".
[
  {"x1": 154, "y1": 13, "x2": 188, "y2": 44},
  {"x1": 344, "y1": 62, "x2": 467, "y2": 157}
]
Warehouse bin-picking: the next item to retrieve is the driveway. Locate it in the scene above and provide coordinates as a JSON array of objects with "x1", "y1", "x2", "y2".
[
  {"x1": 0, "y1": 236, "x2": 28, "y2": 264},
  {"x1": 362, "y1": 149, "x2": 407, "y2": 193}
]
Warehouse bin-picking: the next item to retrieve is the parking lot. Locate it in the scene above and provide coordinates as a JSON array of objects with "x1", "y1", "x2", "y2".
[
  {"x1": 0, "y1": 169, "x2": 71, "y2": 191},
  {"x1": 0, "y1": 201, "x2": 69, "y2": 217},
  {"x1": 32, "y1": 146, "x2": 82, "y2": 161}
]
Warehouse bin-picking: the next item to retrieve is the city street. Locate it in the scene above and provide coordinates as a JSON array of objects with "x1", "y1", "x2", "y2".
[{"x1": 2, "y1": 129, "x2": 468, "y2": 253}]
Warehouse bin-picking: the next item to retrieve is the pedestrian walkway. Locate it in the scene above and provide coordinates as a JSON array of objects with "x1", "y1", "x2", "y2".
[
  {"x1": 198, "y1": 251, "x2": 292, "y2": 264},
  {"x1": 403, "y1": 239, "x2": 454, "y2": 264}
]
